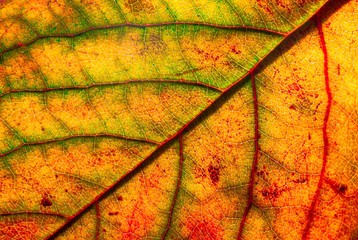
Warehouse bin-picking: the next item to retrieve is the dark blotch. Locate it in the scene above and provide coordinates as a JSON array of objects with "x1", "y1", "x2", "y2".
[
  {"x1": 208, "y1": 164, "x2": 220, "y2": 185},
  {"x1": 108, "y1": 212, "x2": 119, "y2": 216},
  {"x1": 338, "y1": 184, "x2": 347, "y2": 193},
  {"x1": 40, "y1": 196, "x2": 52, "y2": 207}
]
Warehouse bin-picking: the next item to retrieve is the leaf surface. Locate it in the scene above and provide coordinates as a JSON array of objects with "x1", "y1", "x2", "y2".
[{"x1": 0, "y1": 0, "x2": 357, "y2": 239}]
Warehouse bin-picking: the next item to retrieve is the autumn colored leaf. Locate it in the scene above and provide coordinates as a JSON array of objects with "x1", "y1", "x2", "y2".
[{"x1": 0, "y1": 0, "x2": 357, "y2": 239}]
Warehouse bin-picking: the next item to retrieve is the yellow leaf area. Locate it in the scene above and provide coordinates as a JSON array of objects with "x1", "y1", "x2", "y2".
[
  {"x1": 1, "y1": 25, "x2": 283, "y2": 91},
  {"x1": 0, "y1": 0, "x2": 325, "y2": 52},
  {"x1": 0, "y1": 0, "x2": 357, "y2": 240}
]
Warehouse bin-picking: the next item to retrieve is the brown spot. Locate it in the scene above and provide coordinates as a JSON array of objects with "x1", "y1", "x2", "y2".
[
  {"x1": 208, "y1": 164, "x2": 220, "y2": 185},
  {"x1": 40, "y1": 195, "x2": 52, "y2": 207},
  {"x1": 325, "y1": 178, "x2": 348, "y2": 195},
  {"x1": 293, "y1": 177, "x2": 307, "y2": 184},
  {"x1": 108, "y1": 212, "x2": 119, "y2": 216},
  {"x1": 338, "y1": 184, "x2": 347, "y2": 193},
  {"x1": 337, "y1": 64, "x2": 341, "y2": 75}
]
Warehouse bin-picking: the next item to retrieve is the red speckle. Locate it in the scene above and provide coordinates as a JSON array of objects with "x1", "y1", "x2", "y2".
[
  {"x1": 208, "y1": 164, "x2": 220, "y2": 185},
  {"x1": 261, "y1": 183, "x2": 287, "y2": 201},
  {"x1": 256, "y1": 0, "x2": 274, "y2": 15},
  {"x1": 230, "y1": 45, "x2": 241, "y2": 54},
  {"x1": 275, "y1": 0, "x2": 292, "y2": 13},
  {"x1": 194, "y1": 167, "x2": 207, "y2": 181},
  {"x1": 194, "y1": 47, "x2": 221, "y2": 66},
  {"x1": 117, "y1": 195, "x2": 123, "y2": 201},
  {"x1": 297, "y1": 0, "x2": 308, "y2": 7},
  {"x1": 121, "y1": 199, "x2": 155, "y2": 239},
  {"x1": 288, "y1": 83, "x2": 302, "y2": 92},
  {"x1": 257, "y1": 165, "x2": 269, "y2": 182},
  {"x1": 17, "y1": 42, "x2": 25, "y2": 47},
  {"x1": 0, "y1": 219, "x2": 39, "y2": 239},
  {"x1": 185, "y1": 216, "x2": 224, "y2": 240}
]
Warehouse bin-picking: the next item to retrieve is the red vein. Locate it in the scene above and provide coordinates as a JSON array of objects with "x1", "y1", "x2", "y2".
[
  {"x1": 0, "y1": 211, "x2": 68, "y2": 219},
  {"x1": 42, "y1": 1, "x2": 332, "y2": 238},
  {"x1": 0, "y1": 78, "x2": 222, "y2": 98},
  {"x1": 237, "y1": 72, "x2": 259, "y2": 239},
  {"x1": 0, "y1": 22, "x2": 286, "y2": 57},
  {"x1": 161, "y1": 134, "x2": 184, "y2": 239},
  {"x1": 95, "y1": 201, "x2": 100, "y2": 240},
  {"x1": 46, "y1": 106, "x2": 203, "y2": 239},
  {"x1": 302, "y1": 13, "x2": 332, "y2": 240},
  {"x1": 0, "y1": 134, "x2": 159, "y2": 158}
]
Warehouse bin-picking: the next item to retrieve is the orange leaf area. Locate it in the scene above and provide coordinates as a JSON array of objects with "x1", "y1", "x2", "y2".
[{"x1": 0, "y1": 0, "x2": 356, "y2": 239}]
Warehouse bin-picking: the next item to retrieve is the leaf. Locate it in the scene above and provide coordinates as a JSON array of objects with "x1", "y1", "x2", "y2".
[{"x1": 0, "y1": 0, "x2": 356, "y2": 239}]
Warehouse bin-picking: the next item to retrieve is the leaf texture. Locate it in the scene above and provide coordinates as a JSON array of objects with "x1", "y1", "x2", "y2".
[{"x1": 0, "y1": 0, "x2": 357, "y2": 239}]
